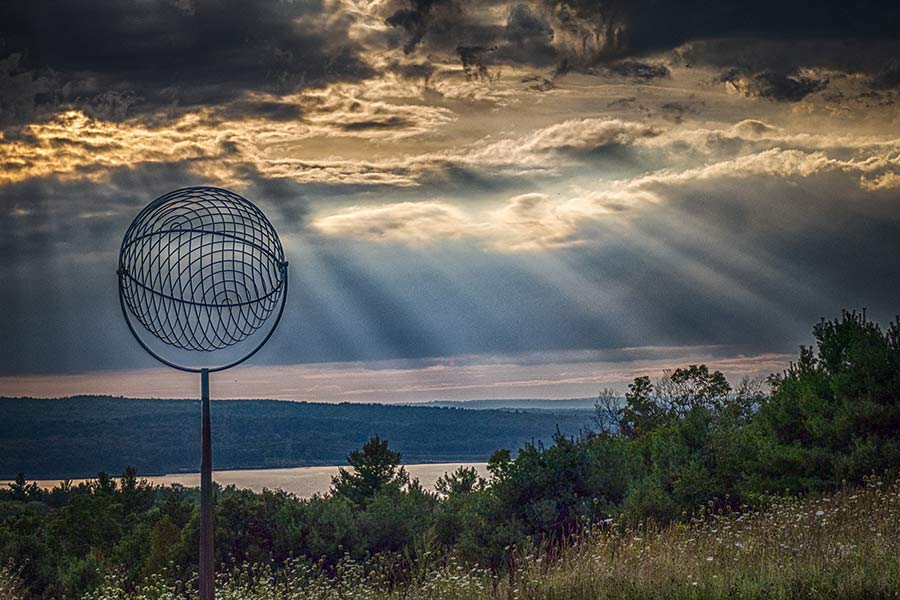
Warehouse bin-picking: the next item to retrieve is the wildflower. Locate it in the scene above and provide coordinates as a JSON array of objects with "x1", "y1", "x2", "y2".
[{"x1": 815, "y1": 510, "x2": 825, "y2": 516}]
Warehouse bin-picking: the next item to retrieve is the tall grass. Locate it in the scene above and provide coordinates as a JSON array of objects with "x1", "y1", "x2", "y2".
[
  {"x1": 82, "y1": 478, "x2": 900, "y2": 600},
  {"x1": 0, "y1": 563, "x2": 25, "y2": 600}
]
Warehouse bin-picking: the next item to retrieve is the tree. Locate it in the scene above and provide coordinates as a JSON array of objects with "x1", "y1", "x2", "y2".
[
  {"x1": 659, "y1": 364, "x2": 731, "y2": 416},
  {"x1": 435, "y1": 466, "x2": 485, "y2": 497},
  {"x1": 9, "y1": 474, "x2": 42, "y2": 502},
  {"x1": 332, "y1": 436, "x2": 408, "y2": 506},
  {"x1": 592, "y1": 387, "x2": 622, "y2": 435},
  {"x1": 620, "y1": 376, "x2": 665, "y2": 438},
  {"x1": 142, "y1": 515, "x2": 181, "y2": 580},
  {"x1": 619, "y1": 365, "x2": 733, "y2": 438},
  {"x1": 93, "y1": 472, "x2": 116, "y2": 495},
  {"x1": 120, "y1": 466, "x2": 154, "y2": 515},
  {"x1": 752, "y1": 310, "x2": 900, "y2": 491}
]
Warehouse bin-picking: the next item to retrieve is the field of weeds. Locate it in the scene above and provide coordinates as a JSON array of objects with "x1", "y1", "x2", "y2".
[{"x1": 5, "y1": 478, "x2": 899, "y2": 600}]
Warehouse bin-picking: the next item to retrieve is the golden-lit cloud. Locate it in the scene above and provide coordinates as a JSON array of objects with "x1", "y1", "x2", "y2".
[
  {"x1": 312, "y1": 200, "x2": 473, "y2": 242},
  {"x1": 308, "y1": 126, "x2": 900, "y2": 251},
  {"x1": 861, "y1": 170, "x2": 900, "y2": 191}
]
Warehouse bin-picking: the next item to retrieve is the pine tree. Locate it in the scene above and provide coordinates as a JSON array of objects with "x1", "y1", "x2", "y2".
[{"x1": 331, "y1": 435, "x2": 408, "y2": 506}]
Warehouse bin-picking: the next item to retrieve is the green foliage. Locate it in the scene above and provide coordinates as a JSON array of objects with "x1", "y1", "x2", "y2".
[
  {"x1": 751, "y1": 310, "x2": 900, "y2": 492},
  {"x1": 619, "y1": 365, "x2": 735, "y2": 439},
  {"x1": 53, "y1": 481, "x2": 900, "y2": 600},
  {"x1": 332, "y1": 435, "x2": 408, "y2": 507},
  {"x1": 8, "y1": 475, "x2": 42, "y2": 503},
  {"x1": 434, "y1": 467, "x2": 484, "y2": 497}
]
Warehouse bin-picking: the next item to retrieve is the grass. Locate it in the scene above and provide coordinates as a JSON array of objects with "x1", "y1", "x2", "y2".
[
  {"x1": 9, "y1": 478, "x2": 900, "y2": 600},
  {"x1": 499, "y1": 477, "x2": 900, "y2": 600}
]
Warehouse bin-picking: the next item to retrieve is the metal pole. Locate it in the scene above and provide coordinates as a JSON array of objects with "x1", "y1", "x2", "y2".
[{"x1": 199, "y1": 368, "x2": 214, "y2": 600}]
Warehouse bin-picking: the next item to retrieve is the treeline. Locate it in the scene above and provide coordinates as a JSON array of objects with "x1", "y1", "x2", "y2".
[{"x1": 2, "y1": 310, "x2": 899, "y2": 600}]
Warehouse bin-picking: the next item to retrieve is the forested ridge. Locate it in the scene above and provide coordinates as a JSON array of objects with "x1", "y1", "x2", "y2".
[{"x1": 0, "y1": 399, "x2": 588, "y2": 479}]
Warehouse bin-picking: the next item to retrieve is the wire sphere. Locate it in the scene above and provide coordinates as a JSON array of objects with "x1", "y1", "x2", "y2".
[{"x1": 118, "y1": 187, "x2": 288, "y2": 360}]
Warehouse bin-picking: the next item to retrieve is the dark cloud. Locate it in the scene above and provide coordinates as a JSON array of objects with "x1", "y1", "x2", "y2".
[
  {"x1": 750, "y1": 71, "x2": 828, "y2": 102},
  {"x1": 675, "y1": 38, "x2": 900, "y2": 102},
  {"x1": 386, "y1": 0, "x2": 500, "y2": 56},
  {"x1": 606, "y1": 60, "x2": 669, "y2": 80},
  {"x1": 217, "y1": 101, "x2": 303, "y2": 122},
  {"x1": 84, "y1": 90, "x2": 145, "y2": 121},
  {"x1": 499, "y1": 4, "x2": 557, "y2": 66},
  {"x1": 383, "y1": 1, "x2": 900, "y2": 86},
  {"x1": 386, "y1": 0, "x2": 446, "y2": 54},
  {"x1": 457, "y1": 45, "x2": 498, "y2": 81},
  {"x1": 871, "y1": 61, "x2": 900, "y2": 89},
  {"x1": 385, "y1": 60, "x2": 436, "y2": 83},
  {"x1": 0, "y1": 53, "x2": 57, "y2": 126},
  {"x1": 541, "y1": 0, "x2": 900, "y2": 60},
  {"x1": 674, "y1": 39, "x2": 900, "y2": 74},
  {"x1": 339, "y1": 116, "x2": 414, "y2": 131},
  {"x1": 386, "y1": 1, "x2": 556, "y2": 71},
  {"x1": 659, "y1": 99, "x2": 705, "y2": 123},
  {"x1": 719, "y1": 68, "x2": 828, "y2": 102},
  {"x1": 0, "y1": 0, "x2": 372, "y2": 124},
  {"x1": 521, "y1": 74, "x2": 555, "y2": 91},
  {"x1": 506, "y1": 3, "x2": 553, "y2": 45}
]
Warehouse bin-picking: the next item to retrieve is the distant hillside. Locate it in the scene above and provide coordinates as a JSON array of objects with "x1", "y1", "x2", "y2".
[
  {"x1": 411, "y1": 398, "x2": 599, "y2": 411},
  {"x1": 0, "y1": 396, "x2": 592, "y2": 479}
]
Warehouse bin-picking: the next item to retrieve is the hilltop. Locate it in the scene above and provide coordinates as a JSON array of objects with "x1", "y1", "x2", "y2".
[{"x1": 409, "y1": 397, "x2": 598, "y2": 411}]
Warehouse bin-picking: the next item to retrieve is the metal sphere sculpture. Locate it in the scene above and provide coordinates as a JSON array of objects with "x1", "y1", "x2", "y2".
[
  {"x1": 117, "y1": 186, "x2": 289, "y2": 600},
  {"x1": 118, "y1": 186, "x2": 288, "y2": 372}
]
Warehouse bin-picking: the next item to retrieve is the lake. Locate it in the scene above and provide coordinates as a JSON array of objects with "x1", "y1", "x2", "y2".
[{"x1": 8, "y1": 462, "x2": 489, "y2": 498}]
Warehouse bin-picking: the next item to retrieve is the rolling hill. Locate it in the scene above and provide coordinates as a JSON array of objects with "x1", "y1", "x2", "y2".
[{"x1": 0, "y1": 396, "x2": 593, "y2": 479}]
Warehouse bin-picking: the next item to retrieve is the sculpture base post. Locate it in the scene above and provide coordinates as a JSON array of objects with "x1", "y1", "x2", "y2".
[{"x1": 199, "y1": 368, "x2": 214, "y2": 600}]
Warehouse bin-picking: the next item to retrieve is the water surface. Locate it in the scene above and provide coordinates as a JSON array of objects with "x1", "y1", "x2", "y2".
[{"x1": 9, "y1": 462, "x2": 489, "y2": 497}]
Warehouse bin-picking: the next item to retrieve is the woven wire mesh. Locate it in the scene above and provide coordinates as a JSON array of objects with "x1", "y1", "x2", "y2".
[{"x1": 119, "y1": 187, "x2": 287, "y2": 352}]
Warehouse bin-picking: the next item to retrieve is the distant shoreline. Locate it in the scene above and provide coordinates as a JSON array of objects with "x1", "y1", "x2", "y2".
[
  {"x1": 1, "y1": 395, "x2": 591, "y2": 480},
  {"x1": 2, "y1": 462, "x2": 490, "y2": 498}
]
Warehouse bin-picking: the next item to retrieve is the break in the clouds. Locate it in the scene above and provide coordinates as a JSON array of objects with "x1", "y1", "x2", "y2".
[{"x1": 1, "y1": 0, "x2": 900, "y2": 400}]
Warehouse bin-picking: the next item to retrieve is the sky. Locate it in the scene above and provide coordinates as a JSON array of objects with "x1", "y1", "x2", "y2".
[{"x1": 1, "y1": 0, "x2": 900, "y2": 402}]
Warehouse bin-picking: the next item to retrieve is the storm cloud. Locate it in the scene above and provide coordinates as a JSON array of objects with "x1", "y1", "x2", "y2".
[
  {"x1": 544, "y1": 0, "x2": 900, "y2": 57},
  {"x1": 383, "y1": 1, "x2": 900, "y2": 68},
  {"x1": 0, "y1": 0, "x2": 372, "y2": 124}
]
